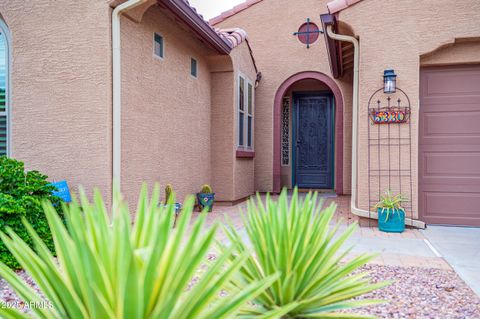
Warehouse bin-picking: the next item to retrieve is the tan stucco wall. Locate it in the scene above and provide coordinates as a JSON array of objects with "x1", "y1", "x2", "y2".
[
  {"x1": 210, "y1": 42, "x2": 258, "y2": 202},
  {"x1": 211, "y1": 69, "x2": 235, "y2": 201},
  {"x1": 121, "y1": 6, "x2": 258, "y2": 204},
  {"x1": 120, "y1": 5, "x2": 215, "y2": 205},
  {"x1": 231, "y1": 43, "x2": 257, "y2": 200},
  {"x1": 0, "y1": 1, "x2": 113, "y2": 200},
  {"x1": 421, "y1": 40, "x2": 480, "y2": 66},
  {"x1": 338, "y1": 0, "x2": 480, "y2": 219},
  {"x1": 215, "y1": 0, "x2": 354, "y2": 194}
]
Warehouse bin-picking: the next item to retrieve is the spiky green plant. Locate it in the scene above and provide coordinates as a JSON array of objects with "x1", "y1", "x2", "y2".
[
  {"x1": 221, "y1": 188, "x2": 390, "y2": 318},
  {"x1": 0, "y1": 184, "x2": 276, "y2": 319},
  {"x1": 373, "y1": 190, "x2": 406, "y2": 222},
  {"x1": 200, "y1": 184, "x2": 213, "y2": 194}
]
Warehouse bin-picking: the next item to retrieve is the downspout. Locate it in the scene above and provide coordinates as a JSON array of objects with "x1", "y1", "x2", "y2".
[
  {"x1": 112, "y1": 0, "x2": 150, "y2": 190},
  {"x1": 325, "y1": 25, "x2": 425, "y2": 229}
]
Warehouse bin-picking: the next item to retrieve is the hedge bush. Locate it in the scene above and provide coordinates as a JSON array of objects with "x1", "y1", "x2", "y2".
[{"x1": 0, "y1": 156, "x2": 62, "y2": 269}]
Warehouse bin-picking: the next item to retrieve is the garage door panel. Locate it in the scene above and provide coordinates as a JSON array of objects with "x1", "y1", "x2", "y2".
[
  {"x1": 420, "y1": 65, "x2": 480, "y2": 226},
  {"x1": 422, "y1": 191, "x2": 480, "y2": 226},
  {"x1": 421, "y1": 67, "x2": 480, "y2": 97},
  {"x1": 421, "y1": 96, "x2": 480, "y2": 107},
  {"x1": 421, "y1": 111, "x2": 480, "y2": 137},
  {"x1": 419, "y1": 144, "x2": 480, "y2": 152},
  {"x1": 422, "y1": 152, "x2": 480, "y2": 177},
  {"x1": 420, "y1": 182, "x2": 480, "y2": 193}
]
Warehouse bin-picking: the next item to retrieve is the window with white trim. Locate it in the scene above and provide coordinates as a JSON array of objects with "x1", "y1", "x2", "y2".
[
  {"x1": 237, "y1": 75, "x2": 254, "y2": 149},
  {"x1": 0, "y1": 21, "x2": 9, "y2": 156}
]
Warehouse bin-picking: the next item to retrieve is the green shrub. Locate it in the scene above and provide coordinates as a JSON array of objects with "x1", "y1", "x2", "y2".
[
  {"x1": 200, "y1": 184, "x2": 213, "y2": 194},
  {"x1": 221, "y1": 188, "x2": 390, "y2": 318},
  {"x1": 0, "y1": 156, "x2": 62, "y2": 269},
  {"x1": 0, "y1": 184, "x2": 276, "y2": 318}
]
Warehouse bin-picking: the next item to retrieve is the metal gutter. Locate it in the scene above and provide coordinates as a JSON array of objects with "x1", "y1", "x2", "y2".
[
  {"x1": 323, "y1": 16, "x2": 425, "y2": 229},
  {"x1": 321, "y1": 14, "x2": 342, "y2": 79},
  {"x1": 112, "y1": 0, "x2": 151, "y2": 188}
]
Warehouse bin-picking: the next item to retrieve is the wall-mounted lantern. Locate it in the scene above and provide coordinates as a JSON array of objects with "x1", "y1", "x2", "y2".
[{"x1": 383, "y1": 69, "x2": 397, "y2": 94}]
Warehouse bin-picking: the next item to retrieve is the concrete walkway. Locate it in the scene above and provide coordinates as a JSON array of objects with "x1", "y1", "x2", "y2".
[
  {"x1": 200, "y1": 195, "x2": 450, "y2": 270},
  {"x1": 422, "y1": 226, "x2": 480, "y2": 296},
  {"x1": 341, "y1": 226, "x2": 449, "y2": 269},
  {"x1": 195, "y1": 195, "x2": 480, "y2": 299}
]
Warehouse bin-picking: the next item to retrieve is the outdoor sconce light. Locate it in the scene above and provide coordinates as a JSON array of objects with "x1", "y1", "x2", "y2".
[{"x1": 383, "y1": 69, "x2": 397, "y2": 94}]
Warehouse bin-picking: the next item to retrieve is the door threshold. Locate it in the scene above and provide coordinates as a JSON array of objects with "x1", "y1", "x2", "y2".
[{"x1": 297, "y1": 188, "x2": 335, "y2": 193}]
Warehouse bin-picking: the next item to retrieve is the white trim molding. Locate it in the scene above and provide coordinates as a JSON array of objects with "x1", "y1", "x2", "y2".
[{"x1": 0, "y1": 18, "x2": 11, "y2": 157}]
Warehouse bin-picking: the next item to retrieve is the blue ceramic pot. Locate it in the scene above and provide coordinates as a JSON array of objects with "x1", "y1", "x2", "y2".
[
  {"x1": 197, "y1": 193, "x2": 215, "y2": 212},
  {"x1": 378, "y1": 208, "x2": 405, "y2": 233},
  {"x1": 164, "y1": 203, "x2": 182, "y2": 215}
]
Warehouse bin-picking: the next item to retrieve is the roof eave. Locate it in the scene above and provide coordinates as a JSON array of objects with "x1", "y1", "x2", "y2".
[
  {"x1": 320, "y1": 14, "x2": 343, "y2": 79},
  {"x1": 160, "y1": 0, "x2": 232, "y2": 54}
]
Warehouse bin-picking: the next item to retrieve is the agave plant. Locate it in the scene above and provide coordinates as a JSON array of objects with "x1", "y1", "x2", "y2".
[
  {"x1": 373, "y1": 190, "x2": 406, "y2": 222},
  {"x1": 220, "y1": 189, "x2": 389, "y2": 318},
  {"x1": 0, "y1": 184, "x2": 275, "y2": 319}
]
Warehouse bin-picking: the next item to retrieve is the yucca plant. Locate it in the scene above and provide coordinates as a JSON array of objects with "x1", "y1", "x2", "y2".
[
  {"x1": 220, "y1": 188, "x2": 389, "y2": 318},
  {"x1": 373, "y1": 190, "x2": 406, "y2": 222},
  {"x1": 0, "y1": 184, "x2": 276, "y2": 319}
]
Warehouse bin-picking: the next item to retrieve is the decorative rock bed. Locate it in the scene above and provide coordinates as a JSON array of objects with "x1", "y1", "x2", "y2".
[
  {"x1": 348, "y1": 264, "x2": 480, "y2": 318},
  {"x1": 1, "y1": 262, "x2": 479, "y2": 318}
]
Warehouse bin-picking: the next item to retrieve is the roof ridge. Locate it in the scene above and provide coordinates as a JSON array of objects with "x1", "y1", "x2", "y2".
[
  {"x1": 327, "y1": 0, "x2": 363, "y2": 14},
  {"x1": 209, "y1": 0, "x2": 365, "y2": 25},
  {"x1": 209, "y1": 0, "x2": 264, "y2": 25}
]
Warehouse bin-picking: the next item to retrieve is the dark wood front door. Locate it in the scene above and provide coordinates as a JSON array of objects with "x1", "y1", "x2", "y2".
[{"x1": 294, "y1": 94, "x2": 334, "y2": 189}]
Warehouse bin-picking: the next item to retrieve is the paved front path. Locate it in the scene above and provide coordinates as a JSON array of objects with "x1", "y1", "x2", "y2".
[
  {"x1": 422, "y1": 226, "x2": 480, "y2": 296},
  {"x1": 196, "y1": 194, "x2": 450, "y2": 270}
]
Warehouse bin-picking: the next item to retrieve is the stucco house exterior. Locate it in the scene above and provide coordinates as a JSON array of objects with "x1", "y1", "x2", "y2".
[{"x1": 0, "y1": 0, "x2": 479, "y2": 227}]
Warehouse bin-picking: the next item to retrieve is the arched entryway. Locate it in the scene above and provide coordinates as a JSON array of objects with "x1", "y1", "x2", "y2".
[{"x1": 273, "y1": 71, "x2": 344, "y2": 194}]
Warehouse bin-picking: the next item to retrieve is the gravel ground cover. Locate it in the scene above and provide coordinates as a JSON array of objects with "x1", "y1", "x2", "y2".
[
  {"x1": 1, "y1": 262, "x2": 479, "y2": 318},
  {"x1": 350, "y1": 264, "x2": 480, "y2": 319}
]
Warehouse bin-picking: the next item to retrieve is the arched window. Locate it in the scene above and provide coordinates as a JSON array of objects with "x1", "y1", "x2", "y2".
[{"x1": 0, "y1": 18, "x2": 9, "y2": 156}]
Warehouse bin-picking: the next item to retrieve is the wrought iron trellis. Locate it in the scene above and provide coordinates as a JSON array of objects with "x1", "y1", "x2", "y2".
[{"x1": 367, "y1": 87, "x2": 414, "y2": 226}]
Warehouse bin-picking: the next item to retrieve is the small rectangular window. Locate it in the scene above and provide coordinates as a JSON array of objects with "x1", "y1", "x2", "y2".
[
  {"x1": 154, "y1": 33, "x2": 163, "y2": 58},
  {"x1": 191, "y1": 58, "x2": 197, "y2": 77}
]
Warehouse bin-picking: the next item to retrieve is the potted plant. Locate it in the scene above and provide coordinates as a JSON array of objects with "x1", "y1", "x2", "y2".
[
  {"x1": 164, "y1": 184, "x2": 182, "y2": 217},
  {"x1": 196, "y1": 184, "x2": 215, "y2": 212},
  {"x1": 374, "y1": 190, "x2": 406, "y2": 233}
]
